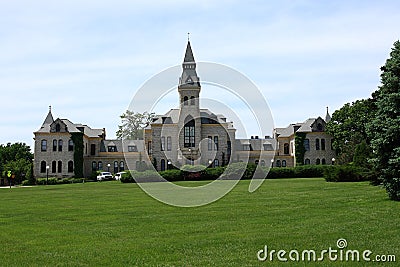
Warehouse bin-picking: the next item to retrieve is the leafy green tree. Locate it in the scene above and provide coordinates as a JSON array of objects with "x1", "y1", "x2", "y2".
[
  {"x1": 353, "y1": 140, "x2": 371, "y2": 168},
  {"x1": 0, "y1": 143, "x2": 33, "y2": 184},
  {"x1": 367, "y1": 41, "x2": 400, "y2": 200},
  {"x1": 326, "y1": 99, "x2": 375, "y2": 164},
  {"x1": 116, "y1": 111, "x2": 155, "y2": 140}
]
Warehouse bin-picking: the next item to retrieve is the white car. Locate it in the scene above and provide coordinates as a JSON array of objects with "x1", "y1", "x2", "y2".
[
  {"x1": 97, "y1": 172, "x2": 113, "y2": 181},
  {"x1": 114, "y1": 172, "x2": 126, "y2": 180}
]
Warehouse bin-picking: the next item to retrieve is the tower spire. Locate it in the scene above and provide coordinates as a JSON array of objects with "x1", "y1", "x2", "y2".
[
  {"x1": 42, "y1": 105, "x2": 54, "y2": 127},
  {"x1": 325, "y1": 106, "x2": 331, "y2": 122}
]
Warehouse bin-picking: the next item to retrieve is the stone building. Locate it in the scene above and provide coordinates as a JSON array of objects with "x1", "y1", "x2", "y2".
[{"x1": 33, "y1": 40, "x2": 335, "y2": 178}]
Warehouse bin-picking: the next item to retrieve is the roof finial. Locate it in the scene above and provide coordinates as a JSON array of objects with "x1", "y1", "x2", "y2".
[
  {"x1": 187, "y1": 32, "x2": 190, "y2": 42},
  {"x1": 49, "y1": 105, "x2": 52, "y2": 112}
]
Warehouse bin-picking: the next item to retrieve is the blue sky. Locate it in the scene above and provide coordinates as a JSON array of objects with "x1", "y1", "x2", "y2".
[{"x1": 0, "y1": 0, "x2": 399, "y2": 149}]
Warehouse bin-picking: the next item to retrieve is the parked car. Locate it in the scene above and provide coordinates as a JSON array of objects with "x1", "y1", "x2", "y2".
[
  {"x1": 114, "y1": 172, "x2": 126, "y2": 181},
  {"x1": 97, "y1": 172, "x2": 113, "y2": 181}
]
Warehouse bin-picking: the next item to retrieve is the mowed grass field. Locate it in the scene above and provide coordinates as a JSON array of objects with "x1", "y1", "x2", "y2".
[{"x1": 0, "y1": 178, "x2": 399, "y2": 266}]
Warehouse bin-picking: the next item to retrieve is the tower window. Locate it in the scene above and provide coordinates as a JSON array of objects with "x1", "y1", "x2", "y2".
[
  {"x1": 68, "y1": 140, "x2": 74, "y2": 151},
  {"x1": 161, "y1": 136, "x2": 165, "y2": 151},
  {"x1": 190, "y1": 96, "x2": 195, "y2": 105},
  {"x1": 304, "y1": 139, "x2": 310, "y2": 151},
  {"x1": 184, "y1": 119, "x2": 195, "y2": 147},
  {"x1": 41, "y1": 140, "x2": 47, "y2": 152},
  {"x1": 167, "y1": 136, "x2": 172, "y2": 151},
  {"x1": 214, "y1": 136, "x2": 219, "y2": 151},
  {"x1": 208, "y1": 136, "x2": 213, "y2": 151},
  {"x1": 58, "y1": 139, "x2": 63, "y2": 152},
  {"x1": 284, "y1": 143, "x2": 289, "y2": 154},
  {"x1": 53, "y1": 139, "x2": 57, "y2": 151},
  {"x1": 316, "y1": 139, "x2": 320, "y2": 150},
  {"x1": 183, "y1": 96, "x2": 188, "y2": 106}
]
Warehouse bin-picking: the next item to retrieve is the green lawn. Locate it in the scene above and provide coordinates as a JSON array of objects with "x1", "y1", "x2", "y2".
[{"x1": 0, "y1": 179, "x2": 399, "y2": 266}]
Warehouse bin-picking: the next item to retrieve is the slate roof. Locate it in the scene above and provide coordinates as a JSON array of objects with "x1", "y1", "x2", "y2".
[{"x1": 100, "y1": 139, "x2": 145, "y2": 153}]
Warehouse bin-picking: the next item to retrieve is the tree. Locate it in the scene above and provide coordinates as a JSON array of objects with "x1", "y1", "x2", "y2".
[
  {"x1": 367, "y1": 40, "x2": 400, "y2": 200},
  {"x1": 0, "y1": 142, "x2": 33, "y2": 183},
  {"x1": 116, "y1": 111, "x2": 155, "y2": 140},
  {"x1": 326, "y1": 98, "x2": 375, "y2": 164}
]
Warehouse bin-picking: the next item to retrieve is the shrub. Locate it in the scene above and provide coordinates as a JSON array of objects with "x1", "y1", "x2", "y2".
[
  {"x1": 159, "y1": 169, "x2": 182, "y2": 182},
  {"x1": 324, "y1": 165, "x2": 373, "y2": 182}
]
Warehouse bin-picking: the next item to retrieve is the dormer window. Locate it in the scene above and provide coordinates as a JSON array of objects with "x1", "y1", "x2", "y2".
[
  {"x1": 317, "y1": 123, "x2": 323, "y2": 131},
  {"x1": 55, "y1": 123, "x2": 61, "y2": 132}
]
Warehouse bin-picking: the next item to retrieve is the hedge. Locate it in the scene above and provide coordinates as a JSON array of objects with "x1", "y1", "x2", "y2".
[{"x1": 323, "y1": 165, "x2": 377, "y2": 182}]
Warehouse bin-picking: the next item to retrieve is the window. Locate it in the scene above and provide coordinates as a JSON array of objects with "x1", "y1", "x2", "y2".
[
  {"x1": 321, "y1": 139, "x2": 326, "y2": 150},
  {"x1": 40, "y1": 161, "x2": 47, "y2": 173},
  {"x1": 317, "y1": 123, "x2": 323, "y2": 131},
  {"x1": 161, "y1": 136, "x2": 165, "y2": 151},
  {"x1": 183, "y1": 96, "x2": 188, "y2": 105},
  {"x1": 52, "y1": 161, "x2": 56, "y2": 173},
  {"x1": 190, "y1": 96, "x2": 195, "y2": 105},
  {"x1": 214, "y1": 136, "x2": 219, "y2": 151},
  {"x1": 128, "y1": 145, "x2": 137, "y2": 152},
  {"x1": 167, "y1": 136, "x2": 171, "y2": 151},
  {"x1": 57, "y1": 161, "x2": 62, "y2": 173},
  {"x1": 284, "y1": 143, "x2": 289, "y2": 154},
  {"x1": 53, "y1": 140, "x2": 57, "y2": 151},
  {"x1": 243, "y1": 144, "x2": 251, "y2": 151},
  {"x1": 208, "y1": 136, "x2": 213, "y2": 150},
  {"x1": 304, "y1": 139, "x2": 310, "y2": 151},
  {"x1": 85, "y1": 143, "x2": 87, "y2": 154},
  {"x1": 282, "y1": 160, "x2": 287, "y2": 167},
  {"x1": 120, "y1": 161, "x2": 124, "y2": 171},
  {"x1": 114, "y1": 161, "x2": 118, "y2": 173},
  {"x1": 58, "y1": 139, "x2": 63, "y2": 152},
  {"x1": 255, "y1": 160, "x2": 259, "y2": 165},
  {"x1": 92, "y1": 161, "x2": 97, "y2": 171},
  {"x1": 161, "y1": 159, "x2": 166, "y2": 171},
  {"x1": 276, "y1": 160, "x2": 281, "y2": 167},
  {"x1": 316, "y1": 139, "x2": 320, "y2": 150},
  {"x1": 305, "y1": 158, "x2": 310, "y2": 165},
  {"x1": 68, "y1": 161, "x2": 74, "y2": 173},
  {"x1": 107, "y1": 146, "x2": 116, "y2": 152},
  {"x1": 260, "y1": 160, "x2": 266, "y2": 166},
  {"x1": 214, "y1": 159, "x2": 219, "y2": 167},
  {"x1": 98, "y1": 161, "x2": 103, "y2": 170},
  {"x1": 316, "y1": 158, "x2": 321, "y2": 165},
  {"x1": 322, "y1": 158, "x2": 326, "y2": 165},
  {"x1": 184, "y1": 119, "x2": 195, "y2": 147},
  {"x1": 68, "y1": 140, "x2": 74, "y2": 151},
  {"x1": 55, "y1": 123, "x2": 61, "y2": 132},
  {"x1": 148, "y1": 141, "x2": 152, "y2": 155},
  {"x1": 92, "y1": 144, "x2": 97, "y2": 154},
  {"x1": 41, "y1": 140, "x2": 47, "y2": 152},
  {"x1": 227, "y1": 141, "x2": 232, "y2": 155}
]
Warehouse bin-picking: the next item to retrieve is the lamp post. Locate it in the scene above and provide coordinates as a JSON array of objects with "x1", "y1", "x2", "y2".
[
  {"x1": 167, "y1": 160, "x2": 171, "y2": 170},
  {"x1": 332, "y1": 158, "x2": 336, "y2": 165},
  {"x1": 189, "y1": 148, "x2": 193, "y2": 165},
  {"x1": 107, "y1": 163, "x2": 111, "y2": 172},
  {"x1": 208, "y1": 159, "x2": 213, "y2": 168},
  {"x1": 271, "y1": 159, "x2": 274, "y2": 168},
  {"x1": 46, "y1": 165, "x2": 49, "y2": 185}
]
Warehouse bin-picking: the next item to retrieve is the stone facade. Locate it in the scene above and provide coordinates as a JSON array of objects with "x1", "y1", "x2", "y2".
[{"x1": 33, "y1": 40, "x2": 336, "y2": 178}]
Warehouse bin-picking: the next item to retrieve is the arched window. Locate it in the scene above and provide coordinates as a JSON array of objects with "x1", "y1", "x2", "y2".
[
  {"x1": 316, "y1": 158, "x2": 321, "y2": 165},
  {"x1": 282, "y1": 160, "x2": 287, "y2": 167},
  {"x1": 316, "y1": 139, "x2": 320, "y2": 150},
  {"x1": 214, "y1": 136, "x2": 219, "y2": 150},
  {"x1": 41, "y1": 140, "x2": 47, "y2": 152},
  {"x1": 304, "y1": 158, "x2": 310, "y2": 165},
  {"x1": 208, "y1": 136, "x2": 213, "y2": 151},
  {"x1": 57, "y1": 161, "x2": 62, "y2": 173},
  {"x1": 68, "y1": 161, "x2": 74, "y2": 173},
  {"x1": 304, "y1": 139, "x2": 310, "y2": 151},
  {"x1": 98, "y1": 161, "x2": 103, "y2": 170},
  {"x1": 68, "y1": 140, "x2": 74, "y2": 151},
  {"x1": 214, "y1": 159, "x2": 219, "y2": 167},
  {"x1": 183, "y1": 96, "x2": 188, "y2": 105},
  {"x1": 184, "y1": 118, "x2": 195, "y2": 147},
  {"x1": 120, "y1": 161, "x2": 124, "y2": 171},
  {"x1": 40, "y1": 161, "x2": 47, "y2": 173},
  {"x1": 114, "y1": 161, "x2": 118, "y2": 173},
  {"x1": 161, "y1": 159, "x2": 166, "y2": 171},
  {"x1": 161, "y1": 136, "x2": 165, "y2": 151},
  {"x1": 322, "y1": 158, "x2": 326, "y2": 165},
  {"x1": 317, "y1": 123, "x2": 323, "y2": 131},
  {"x1": 92, "y1": 161, "x2": 97, "y2": 171},
  {"x1": 190, "y1": 96, "x2": 195, "y2": 105},
  {"x1": 53, "y1": 139, "x2": 57, "y2": 151},
  {"x1": 58, "y1": 140, "x2": 63, "y2": 152},
  {"x1": 321, "y1": 139, "x2": 326, "y2": 150},
  {"x1": 260, "y1": 160, "x2": 266, "y2": 166},
  {"x1": 284, "y1": 143, "x2": 289, "y2": 154},
  {"x1": 167, "y1": 136, "x2": 171, "y2": 151},
  {"x1": 91, "y1": 144, "x2": 96, "y2": 155},
  {"x1": 276, "y1": 160, "x2": 281, "y2": 167},
  {"x1": 55, "y1": 123, "x2": 61, "y2": 132},
  {"x1": 255, "y1": 160, "x2": 259, "y2": 165},
  {"x1": 52, "y1": 161, "x2": 56, "y2": 173}
]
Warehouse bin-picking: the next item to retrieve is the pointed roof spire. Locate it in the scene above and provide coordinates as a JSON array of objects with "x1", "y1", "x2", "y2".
[
  {"x1": 325, "y1": 106, "x2": 331, "y2": 123},
  {"x1": 184, "y1": 37, "x2": 195, "y2": 63},
  {"x1": 42, "y1": 105, "x2": 54, "y2": 126}
]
